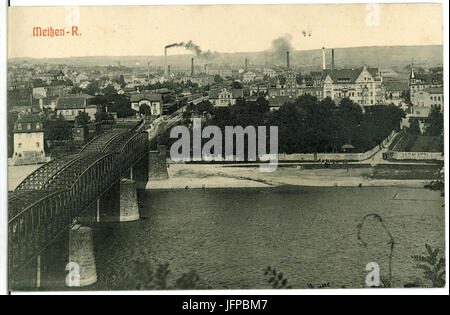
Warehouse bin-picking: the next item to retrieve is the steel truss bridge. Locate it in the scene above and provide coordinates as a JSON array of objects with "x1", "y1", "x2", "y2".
[{"x1": 8, "y1": 124, "x2": 149, "y2": 281}]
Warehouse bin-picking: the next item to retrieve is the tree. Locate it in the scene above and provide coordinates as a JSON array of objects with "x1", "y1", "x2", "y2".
[
  {"x1": 74, "y1": 111, "x2": 91, "y2": 127},
  {"x1": 213, "y1": 75, "x2": 223, "y2": 84},
  {"x1": 196, "y1": 100, "x2": 213, "y2": 115},
  {"x1": 115, "y1": 75, "x2": 126, "y2": 87},
  {"x1": 102, "y1": 85, "x2": 117, "y2": 97},
  {"x1": 401, "y1": 90, "x2": 411, "y2": 104},
  {"x1": 112, "y1": 94, "x2": 135, "y2": 118},
  {"x1": 44, "y1": 115, "x2": 72, "y2": 141},
  {"x1": 70, "y1": 86, "x2": 83, "y2": 94},
  {"x1": 408, "y1": 118, "x2": 421, "y2": 135},
  {"x1": 95, "y1": 112, "x2": 115, "y2": 123},
  {"x1": 84, "y1": 80, "x2": 100, "y2": 96},
  {"x1": 425, "y1": 106, "x2": 443, "y2": 136},
  {"x1": 32, "y1": 78, "x2": 47, "y2": 87},
  {"x1": 232, "y1": 81, "x2": 243, "y2": 89}
]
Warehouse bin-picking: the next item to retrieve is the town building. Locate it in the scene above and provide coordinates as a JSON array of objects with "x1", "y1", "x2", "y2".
[
  {"x1": 323, "y1": 66, "x2": 383, "y2": 106},
  {"x1": 410, "y1": 86, "x2": 444, "y2": 118},
  {"x1": 130, "y1": 93, "x2": 163, "y2": 116},
  {"x1": 410, "y1": 70, "x2": 443, "y2": 107},
  {"x1": 383, "y1": 81, "x2": 409, "y2": 109},
  {"x1": 55, "y1": 94, "x2": 97, "y2": 121},
  {"x1": 209, "y1": 87, "x2": 244, "y2": 107},
  {"x1": 35, "y1": 70, "x2": 65, "y2": 84},
  {"x1": 263, "y1": 68, "x2": 278, "y2": 78},
  {"x1": 242, "y1": 71, "x2": 257, "y2": 83},
  {"x1": 11, "y1": 112, "x2": 46, "y2": 165}
]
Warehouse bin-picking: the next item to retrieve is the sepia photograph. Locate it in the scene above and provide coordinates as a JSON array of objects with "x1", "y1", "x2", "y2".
[{"x1": 2, "y1": 0, "x2": 448, "y2": 297}]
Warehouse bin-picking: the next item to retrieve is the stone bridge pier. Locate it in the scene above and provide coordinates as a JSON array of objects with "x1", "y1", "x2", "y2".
[{"x1": 9, "y1": 131, "x2": 171, "y2": 290}]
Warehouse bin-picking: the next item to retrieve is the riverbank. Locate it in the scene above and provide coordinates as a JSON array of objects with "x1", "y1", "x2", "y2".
[
  {"x1": 146, "y1": 163, "x2": 433, "y2": 190},
  {"x1": 7, "y1": 164, "x2": 42, "y2": 191}
]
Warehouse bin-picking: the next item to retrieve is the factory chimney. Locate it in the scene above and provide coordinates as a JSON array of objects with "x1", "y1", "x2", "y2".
[
  {"x1": 322, "y1": 47, "x2": 326, "y2": 70},
  {"x1": 245, "y1": 58, "x2": 248, "y2": 72},
  {"x1": 286, "y1": 51, "x2": 290, "y2": 70},
  {"x1": 331, "y1": 49, "x2": 335, "y2": 71},
  {"x1": 191, "y1": 57, "x2": 194, "y2": 76},
  {"x1": 167, "y1": 65, "x2": 171, "y2": 76}
]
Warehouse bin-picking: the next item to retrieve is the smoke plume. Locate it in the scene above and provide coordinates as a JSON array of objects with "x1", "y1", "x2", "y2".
[
  {"x1": 270, "y1": 34, "x2": 293, "y2": 64},
  {"x1": 165, "y1": 41, "x2": 216, "y2": 60}
]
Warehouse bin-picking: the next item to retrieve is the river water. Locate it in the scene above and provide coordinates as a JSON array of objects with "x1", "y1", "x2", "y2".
[{"x1": 87, "y1": 186, "x2": 444, "y2": 290}]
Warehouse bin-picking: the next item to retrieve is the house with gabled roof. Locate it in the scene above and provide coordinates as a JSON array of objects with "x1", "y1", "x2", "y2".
[
  {"x1": 323, "y1": 66, "x2": 383, "y2": 106},
  {"x1": 55, "y1": 94, "x2": 97, "y2": 121},
  {"x1": 209, "y1": 88, "x2": 244, "y2": 107},
  {"x1": 130, "y1": 93, "x2": 163, "y2": 116}
]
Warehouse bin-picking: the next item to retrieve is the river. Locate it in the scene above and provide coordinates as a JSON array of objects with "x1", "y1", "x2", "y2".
[{"x1": 87, "y1": 186, "x2": 444, "y2": 290}]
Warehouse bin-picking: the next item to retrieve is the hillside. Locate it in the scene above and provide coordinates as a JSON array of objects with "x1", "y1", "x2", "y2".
[{"x1": 9, "y1": 45, "x2": 443, "y2": 72}]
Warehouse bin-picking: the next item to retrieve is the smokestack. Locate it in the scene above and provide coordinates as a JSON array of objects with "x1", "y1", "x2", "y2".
[
  {"x1": 191, "y1": 57, "x2": 194, "y2": 76},
  {"x1": 331, "y1": 49, "x2": 335, "y2": 71},
  {"x1": 204, "y1": 64, "x2": 207, "y2": 73},
  {"x1": 245, "y1": 58, "x2": 248, "y2": 72},
  {"x1": 286, "y1": 51, "x2": 290, "y2": 70},
  {"x1": 168, "y1": 65, "x2": 171, "y2": 76},
  {"x1": 322, "y1": 47, "x2": 326, "y2": 70}
]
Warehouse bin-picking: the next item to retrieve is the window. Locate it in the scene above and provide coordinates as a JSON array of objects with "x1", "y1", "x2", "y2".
[
  {"x1": 17, "y1": 123, "x2": 22, "y2": 130},
  {"x1": 18, "y1": 143, "x2": 22, "y2": 148},
  {"x1": 36, "y1": 142, "x2": 40, "y2": 148},
  {"x1": 27, "y1": 123, "x2": 31, "y2": 130},
  {"x1": 36, "y1": 123, "x2": 40, "y2": 129}
]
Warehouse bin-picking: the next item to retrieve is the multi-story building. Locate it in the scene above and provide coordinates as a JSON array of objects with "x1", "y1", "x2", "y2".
[
  {"x1": 410, "y1": 86, "x2": 444, "y2": 118},
  {"x1": 12, "y1": 112, "x2": 46, "y2": 165},
  {"x1": 242, "y1": 71, "x2": 257, "y2": 83},
  {"x1": 55, "y1": 94, "x2": 97, "y2": 121},
  {"x1": 383, "y1": 81, "x2": 409, "y2": 109},
  {"x1": 263, "y1": 68, "x2": 278, "y2": 78},
  {"x1": 268, "y1": 69, "x2": 301, "y2": 109},
  {"x1": 209, "y1": 87, "x2": 244, "y2": 107},
  {"x1": 410, "y1": 70, "x2": 443, "y2": 106},
  {"x1": 35, "y1": 70, "x2": 65, "y2": 84},
  {"x1": 323, "y1": 66, "x2": 383, "y2": 106}
]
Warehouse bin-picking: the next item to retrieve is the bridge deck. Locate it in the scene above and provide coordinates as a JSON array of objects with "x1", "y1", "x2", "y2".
[
  {"x1": 80, "y1": 129, "x2": 129, "y2": 153},
  {"x1": 8, "y1": 124, "x2": 149, "y2": 283},
  {"x1": 8, "y1": 190, "x2": 61, "y2": 220},
  {"x1": 15, "y1": 154, "x2": 81, "y2": 191},
  {"x1": 43, "y1": 152, "x2": 114, "y2": 190}
]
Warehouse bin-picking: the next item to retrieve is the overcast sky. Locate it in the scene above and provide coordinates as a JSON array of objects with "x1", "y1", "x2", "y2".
[{"x1": 8, "y1": 3, "x2": 443, "y2": 59}]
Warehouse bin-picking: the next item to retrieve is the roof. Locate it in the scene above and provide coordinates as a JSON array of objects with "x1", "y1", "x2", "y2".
[
  {"x1": 302, "y1": 86, "x2": 323, "y2": 92},
  {"x1": 209, "y1": 88, "x2": 244, "y2": 99},
  {"x1": 14, "y1": 112, "x2": 43, "y2": 133},
  {"x1": 323, "y1": 67, "x2": 379, "y2": 84},
  {"x1": 383, "y1": 81, "x2": 409, "y2": 92},
  {"x1": 56, "y1": 95, "x2": 93, "y2": 110},
  {"x1": 130, "y1": 93, "x2": 163, "y2": 103},
  {"x1": 16, "y1": 112, "x2": 41, "y2": 124},
  {"x1": 411, "y1": 73, "x2": 443, "y2": 85},
  {"x1": 423, "y1": 86, "x2": 443, "y2": 94}
]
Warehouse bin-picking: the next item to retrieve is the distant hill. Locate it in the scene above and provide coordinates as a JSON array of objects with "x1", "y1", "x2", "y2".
[{"x1": 9, "y1": 45, "x2": 443, "y2": 72}]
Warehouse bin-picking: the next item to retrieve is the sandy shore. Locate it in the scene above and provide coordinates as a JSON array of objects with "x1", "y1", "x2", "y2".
[
  {"x1": 146, "y1": 163, "x2": 431, "y2": 190},
  {"x1": 7, "y1": 164, "x2": 42, "y2": 191}
]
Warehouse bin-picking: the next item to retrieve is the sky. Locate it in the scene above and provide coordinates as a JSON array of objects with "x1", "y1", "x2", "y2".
[{"x1": 8, "y1": 3, "x2": 443, "y2": 59}]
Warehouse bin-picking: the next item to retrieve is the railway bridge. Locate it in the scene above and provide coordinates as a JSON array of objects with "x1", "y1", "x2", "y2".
[{"x1": 8, "y1": 122, "x2": 168, "y2": 290}]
